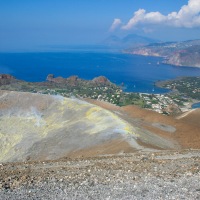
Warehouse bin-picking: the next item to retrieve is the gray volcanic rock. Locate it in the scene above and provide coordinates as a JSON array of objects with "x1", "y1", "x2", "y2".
[{"x1": 0, "y1": 150, "x2": 199, "y2": 199}]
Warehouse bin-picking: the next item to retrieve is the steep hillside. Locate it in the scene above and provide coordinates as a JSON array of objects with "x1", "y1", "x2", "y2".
[
  {"x1": 126, "y1": 40, "x2": 200, "y2": 67},
  {"x1": 0, "y1": 90, "x2": 178, "y2": 162},
  {"x1": 166, "y1": 45, "x2": 200, "y2": 67},
  {"x1": 0, "y1": 90, "x2": 135, "y2": 162},
  {"x1": 88, "y1": 99, "x2": 200, "y2": 150}
]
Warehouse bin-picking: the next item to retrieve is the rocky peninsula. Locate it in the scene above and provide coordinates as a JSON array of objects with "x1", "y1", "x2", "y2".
[{"x1": 125, "y1": 39, "x2": 200, "y2": 68}]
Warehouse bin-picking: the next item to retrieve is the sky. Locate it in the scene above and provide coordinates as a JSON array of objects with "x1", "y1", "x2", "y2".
[{"x1": 1, "y1": 0, "x2": 200, "y2": 51}]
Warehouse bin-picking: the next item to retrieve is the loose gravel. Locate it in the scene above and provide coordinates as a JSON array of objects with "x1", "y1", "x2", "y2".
[{"x1": 0, "y1": 150, "x2": 200, "y2": 200}]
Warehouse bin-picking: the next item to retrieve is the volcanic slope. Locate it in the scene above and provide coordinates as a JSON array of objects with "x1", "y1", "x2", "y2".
[
  {"x1": 0, "y1": 90, "x2": 179, "y2": 162},
  {"x1": 87, "y1": 99, "x2": 200, "y2": 150}
]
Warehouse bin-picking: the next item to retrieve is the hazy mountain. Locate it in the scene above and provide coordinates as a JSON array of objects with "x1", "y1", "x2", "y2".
[
  {"x1": 122, "y1": 34, "x2": 158, "y2": 45},
  {"x1": 102, "y1": 35, "x2": 121, "y2": 47},
  {"x1": 102, "y1": 34, "x2": 158, "y2": 49}
]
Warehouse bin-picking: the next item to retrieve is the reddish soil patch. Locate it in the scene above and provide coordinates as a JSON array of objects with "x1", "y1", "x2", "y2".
[
  {"x1": 87, "y1": 99, "x2": 200, "y2": 149},
  {"x1": 178, "y1": 109, "x2": 200, "y2": 127},
  {"x1": 122, "y1": 105, "x2": 200, "y2": 149}
]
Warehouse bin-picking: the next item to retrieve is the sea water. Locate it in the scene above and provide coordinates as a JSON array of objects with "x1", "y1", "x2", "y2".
[
  {"x1": 192, "y1": 102, "x2": 200, "y2": 109},
  {"x1": 0, "y1": 52, "x2": 200, "y2": 93}
]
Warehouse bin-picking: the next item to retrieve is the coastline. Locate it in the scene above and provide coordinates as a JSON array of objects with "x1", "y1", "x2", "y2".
[
  {"x1": 1, "y1": 52, "x2": 200, "y2": 94},
  {"x1": 1, "y1": 72, "x2": 199, "y2": 115},
  {"x1": 180, "y1": 99, "x2": 198, "y2": 112},
  {"x1": 125, "y1": 51, "x2": 200, "y2": 68}
]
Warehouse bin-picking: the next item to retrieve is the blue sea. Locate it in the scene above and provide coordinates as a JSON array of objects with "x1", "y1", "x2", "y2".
[
  {"x1": 192, "y1": 102, "x2": 200, "y2": 109},
  {"x1": 0, "y1": 52, "x2": 200, "y2": 93}
]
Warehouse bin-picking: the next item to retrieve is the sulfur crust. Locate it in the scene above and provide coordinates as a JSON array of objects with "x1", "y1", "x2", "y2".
[
  {"x1": 86, "y1": 106, "x2": 138, "y2": 137},
  {"x1": 0, "y1": 92, "x2": 140, "y2": 161},
  {"x1": 0, "y1": 132, "x2": 22, "y2": 161}
]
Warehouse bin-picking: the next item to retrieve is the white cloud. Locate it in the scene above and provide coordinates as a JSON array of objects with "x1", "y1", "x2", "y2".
[
  {"x1": 109, "y1": 18, "x2": 122, "y2": 31},
  {"x1": 117, "y1": 0, "x2": 200, "y2": 30},
  {"x1": 142, "y1": 27, "x2": 154, "y2": 33}
]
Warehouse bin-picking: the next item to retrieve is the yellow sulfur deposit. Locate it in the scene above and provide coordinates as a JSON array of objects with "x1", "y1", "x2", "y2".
[{"x1": 0, "y1": 91, "x2": 142, "y2": 162}]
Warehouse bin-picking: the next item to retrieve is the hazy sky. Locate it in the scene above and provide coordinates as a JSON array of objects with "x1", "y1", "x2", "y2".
[{"x1": 1, "y1": 0, "x2": 200, "y2": 51}]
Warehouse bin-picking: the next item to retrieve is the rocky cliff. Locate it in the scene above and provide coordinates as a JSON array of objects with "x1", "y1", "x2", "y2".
[
  {"x1": 126, "y1": 40, "x2": 200, "y2": 68},
  {"x1": 165, "y1": 46, "x2": 200, "y2": 67},
  {"x1": 0, "y1": 74, "x2": 19, "y2": 86},
  {"x1": 46, "y1": 74, "x2": 112, "y2": 86}
]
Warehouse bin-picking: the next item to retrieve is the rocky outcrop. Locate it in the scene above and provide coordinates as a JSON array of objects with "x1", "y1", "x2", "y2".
[
  {"x1": 46, "y1": 74, "x2": 79, "y2": 86},
  {"x1": 92, "y1": 76, "x2": 111, "y2": 85},
  {"x1": 46, "y1": 74, "x2": 112, "y2": 86},
  {"x1": 67, "y1": 76, "x2": 79, "y2": 85},
  {"x1": 0, "y1": 74, "x2": 17, "y2": 86},
  {"x1": 0, "y1": 74, "x2": 14, "y2": 79},
  {"x1": 46, "y1": 74, "x2": 54, "y2": 82}
]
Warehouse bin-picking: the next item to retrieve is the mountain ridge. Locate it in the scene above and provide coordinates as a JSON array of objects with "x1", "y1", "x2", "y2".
[
  {"x1": 125, "y1": 39, "x2": 200, "y2": 67},
  {"x1": 102, "y1": 34, "x2": 158, "y2": 49}
]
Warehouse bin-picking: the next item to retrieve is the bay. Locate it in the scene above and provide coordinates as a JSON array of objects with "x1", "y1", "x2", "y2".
[{"x1": 0, "y1": 52, "x2": 200, "y2": 93}]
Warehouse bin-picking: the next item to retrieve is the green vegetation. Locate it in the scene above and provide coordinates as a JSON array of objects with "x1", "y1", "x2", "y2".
[
  {"x1": 1, "y1": 74, "x2": 199, "y2": 115},
  {"x1": 158, "y1": 77, "x2": 200, "y2": 100}
]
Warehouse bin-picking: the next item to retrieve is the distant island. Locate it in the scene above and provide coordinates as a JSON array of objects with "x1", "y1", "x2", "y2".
[
  {"x1": 102, "y1": 34, "x2": 158, "y2": 49},
  {"x1": 124, "y1": 39, "x2": 200, "y2": 68},
  {"x1": 1, "y1": 73, "x2": 200, "y2": 116}
]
